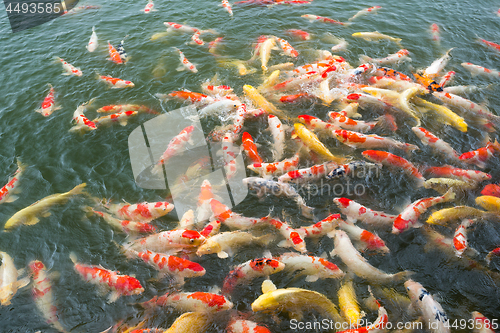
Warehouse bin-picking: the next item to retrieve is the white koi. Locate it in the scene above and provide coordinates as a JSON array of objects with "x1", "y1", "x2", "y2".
[{"x1": 86, "y1": 26, "x2": 98, "y2": 52}]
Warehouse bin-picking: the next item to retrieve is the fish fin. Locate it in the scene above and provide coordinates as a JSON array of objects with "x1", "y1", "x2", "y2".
[
  {"x1": 4, "y1": 195, "x2": 18, "y2": 203},
  {"x1": 17, "y1": 268, "x2": 25, "y2": 276},
  {"x1": 24, "y1": 216, "x2": 40, "y2": 225},
  {"x1": 119, "y1": 119, "x2": 128, "y2": 126},
  {"x1": 329, "y1": 249, "x2": 336, "y2": 257},
  {"x1": 262, "y1": 279, "x2": 277, "y2": 293},
  {"x1": 69, "y1": 252, "x2": 78, "y2": 264},
  {"x1": 217, "y1": 251, "x2": 229, "y2": 258},
  {"x1": 107, "y1": 290, "x2": 121, "y2": 303},
  {"x1": 41, "y1": 211, "x2": 51, "y2": 218},
  {"x1": 15, "y1": 276, "x2": 30, "y2": 290},
  {"x1": 176, "y1": 66, "x2": 186, "y2": 71},
  {"x1": 256, "y1": 234, "x2": 275, "y2": 246},
  {"x1": 208, "y1": 285, "x2": 221, "y2": 294},
  {"x1": 278, "y1": 239, "x2": 292, "y2": 248},
  {"x1": 305, "y1": 274, "x2": 319, "y2": 282},
  {"x1": 262, "y1": 250, "x2": 273, "y2": 258}
]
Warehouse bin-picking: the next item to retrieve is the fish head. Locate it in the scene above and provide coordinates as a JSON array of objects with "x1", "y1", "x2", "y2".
[
  {"x1": 196, "y1": 239, "x2": 221, "y2": 256},
  {"x1": 180, "y1": 230, "x2": 205, "y2": 247},
  {"x1": 404, "y1": 279, "x2": 427, "y2": 303}
]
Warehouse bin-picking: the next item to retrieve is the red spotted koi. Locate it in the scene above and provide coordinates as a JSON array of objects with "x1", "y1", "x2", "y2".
[
  {"x1": 220, "y1": 0, "x2": 233, "y2": 16},
  {"x1": 227, "y1": 319, "x2": 271, "y2": 333},
  {"x1": 36, "y1": 84, "x2": 60, "y2": 116},
  {"x1": 142, "y1": 291, "x2": 233, "y2": 312},
  {"x1": 461, "y1": 62, "x2": 500, "y2": 78},
  {"x1": 86, "y1": 207, "x2": 156, "y2": 234},
  {"x1": 348, "y1": 6, "x2": 382, "y2": 21},
  {"x1": 459, "y1": 140, "x2": 500, "y2": 168},
  {"x1": 268, "y1": 115, "x2": 285, "y2": 160},
  {"x1": 278, "y1": 161, "x2": 338, "y2": 184},
  {"x1": 164, "y1": 22, "x2": 199, "y2": 34},
  {"x1": 273, "y1": 36, "x2": 298, "y2": 57},
  {"x1": 327, "y1": 111, "x2": 376, "y2": 132},
  {"x1": 142, "y1": 0, "x2": 156, "y2": 13},
  {"x1": 268, "y1": 218, "x2": 307, "y2": 253},
  {"x1": 430, "y1": 23, "x2": 440, "y2": 42},
  {"x1": 411, "y1": 127, "x2": 459, "y2": 160},
  {"x1": 285, "y1": 29, "x2": 311, "y2": 40},
  {"x1": 334, "y1": 129, "x2": 418, "y2": 152},
  {"x1": 453, "y1": 219, "x2": 473, "y2": 257},
  {"x1": 96, "y1": 74, "x2": 134, "y2": 88},
  {"x1": 54, "y1": 57, "x2": 82, "y2": 76},
  {"x1": 339, "y1": 220, "x2": 389, "y2": 253},
  {"x1": 425, "y1": 165, "x2": 491, "y2": 182},
  {"x1": 154, "y1": 125, "x2": 194, "y2": 171},
  {"x1": 477, "y1": 38, "x2": 500, "y2": 52},
  {"x1": 92, "y1": 110, "x2": 138, "y2": 127},
  {"x1": 242, "y1": 132, "x2": 263, "y2": 163},
  {"x1": 221, "y1": 133, "x2": 239, "y2": 180},
  {"x1": 333, "y1": 197, "x2": 397, "y2": 227},
  {"x1": 247, "y1": 152, "x2": 300, "y2": 177},
  {"x1": 127, "y1": 229, "x2": 205, "y2": 253},
  {"x1": 359, "y1": 49, "x2": 411, "y2": 65},
  {"x1": 222, "y1": 258, "x2": 284, "y2": 294},
  {"x1": 298, "y1": 114, "x2": 339, "y2": 131},
  {"x1": 302, "y1": 14, "x2": 350, "y2": 26},
  {"x1": 439, "y1": 70, "x2": 455, "y2": 87},
  {"x1": 107, "y1": 42, "x2": 123, "y2": 64},
  {"x1": 173, "y1": 47, "x2": 198, "y2": 73},
  {"x1": 0, "y1": 160, "x2": 26, "y2": 205},
  {"x1": 70, "y1": 98, "x2": 97, "y2": 133},
  {"x1": 210, "y1": 199, "x2": 268, "y2": 230},
  {"x1": 105, "y1": 200, "x2": 174, "y2": 222},
  {"x1": 279, "y1": 252, "x2": 344, "y2": 281},
  {"x1": 296, "y1": 214, "x2": 342, "y2": 239}
]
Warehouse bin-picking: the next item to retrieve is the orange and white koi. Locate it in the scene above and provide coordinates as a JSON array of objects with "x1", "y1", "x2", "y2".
[
  {"x1": 190, "y1": 30, "x2": 205, "y2": 45},
  {"x1": 459, "y1": 140, "x2": 500, "y2": 168},
  {"x1": 248, "y1": 153, "x2": 300, "y2": 178},
  {"x1": 334, "y1": 129, "x2": 419, "y2": 152},
  {"x1": 142, "y1": 0, "x2": 156, "y2": 13},
  {"x1": 477, "y1": 38, "x2": 500, "y2": 52},
  {"x1": 196, "y1": 230, "x2": 272, "y2": 258},
  {"x1": 86, "y1": 207, "x2": 156, "y2": 234},
  {"x1": 411, "y1": 127, "x2": 459, "y2": 160},
  {"x1": 362, "y1": 150, "x2": 426, "y2": 186},
  {"x1": 196, "y1": 179, "x2": 215, "y2": 223},
  {"x1": 271, "y1": 71, "x2": 321, "y2": 93},
  {"x1": 368, "y1": 75, "x2": 421, "y2": 91},
  {"x1": 154, "y1": 125, "x2": 194, "y2": 170},
  {"x1": 328, "y1": 161, "x2": 382, "y2": 181},
  {"x1": 339, "y1": 220, "x2": 389, "y2": 253},
  {"x1": 36, "y1": 84, "x2": 60, "y2": 116},
  {"x1": 392, "y1": 189, "x2": 455, "y2": 234},
  {"x1": 142, "y1": 291, "x2": 232, "y2": 312},
  {"x1": 164, "y1": 22, "x2": 199, "y2": 34},
  {"x1": 425, "y1": 165, "x2": 491, "y2": 182},
  {"x1": 107, "y1": 41, "x2": 123, "y2": 64},
  {"x1": 201, "y1": 83, "x2": 234, "y2": 96},
  {"x1": 453, "y1": 219, "x2": 473, "y2": 257},
  {"x1": 485, "y1": 247, "x2": 500, "y2": 265},
  {"x1": 29, "y1": 261, "x2": 67, "y2": 333},
  {"x1": 268, "y1": 115, "x2": 285, "y2": 160},
  {"x1": 333, "y1": 197, "x2": 397, "y2": 227},
  {"x1": 70, "y1": 98, "x2": 97, "y2": 133},
  {"x1": 302, "y1": 14, "x2": 349, "y2": 26},
  {"x1": 220, "y1": 0, "x2": 233, "y2": 16},
  {"x1": 429, "y1": 23, "x2": 440, "y2": 42},
  {"x1": 92, "y1": 110, "x2": 138, "y2": 127},
  {"x1": 346, "y1": 93, "x2": 390, "y2": 109},
  {"x1": 227, "y1": 319, "x2": 271, "y2": 333},
  {"x1": 96, "y1": 104, "x2": 156, "y2": 114},
  {"x1": 222, "y1": 258, "x2": 284, "y2": 294},
  {"x1": 405, "y1": 279, "x2": 450, "y2": 333},
  {"x1": 439, "y1": 71, "x2": 455, "y2": 87},
  {"x1": 200, "y1": 219, "x2": 222, "y2": 238},
  {"x1": 360, "y1": 49, "x2": 410, "y2": 65},
  {"x1": 461, "y1": 62, "x2": 500, "y2": 78},
  {"x1": 173, "y1": 47, "x2": 198, "y2": 73},
  {"x1": 0, "y1": 251, "x2": 29, "y2": 306},
  {"x1": 244, "y1": 177, "x2": 314, "y2": 218},
  {"x1": 278, "y1": 161, "x2": 339, "y2": 184},
  {"x1": 125, "y1": 249, "x2": 205, "y2": 284},
  {"x1": 219, "y1": 133, "x2": 239, "y2": 180},
  {"x1": 127, "y1": 229, "x2": 205, "y2": 253},
  {"x1": 285, "y1": 29, "x2": 310, "y2": 40},
  {"x1": 105, "y1": 200, "x2": 174, "y2": 222},
  {"x1": 70, "y1": 253, "x2": 144, "y2": 303},
  {"x1": 54, "y1": 57, "x2": 82, "y2": 76},
  {"x1": 242, "y1": 132, "x2": 263, "y2": 163},
  {"x1": 208, "y1": 37, "x2": 224, "y2": 55},
  {"x1": 268, "y1": 218, "x2": 307, "y2": 253},
  {"x1": 86, "y1": 26, "x2": 98, "y2": 52},
  {"x1": 348, "y1": 6, "x2": 382, "y2": 21},
  {"x1": 327, "y1": 111, "x2": 376, "y2": 132},
  {"x1": 290, "y1": 59, "x2": 335, "y2": 75},
  {"x1": 423, "y1": 48, "x2": 453, "y2": 77},
  {"x1": 331, "y1": 230, "x2": 408, "y2": 282},
  {"x1": 210, "y1": 199, "x2": 268, "y2": 230},
  {"x1": 471, "y1": 311, "x2": 496, "y2": 333},
  {"x1": 159, "y1": 90, "x2": 213, "y2": 104},
  {"x1": 96, "y1": 74, "x2": 134, "y2": 88},
  {"x1": 279, "y1": 93, "x2": 313, "y2": 103},
  {"x1": 298, "y1": 114, "x2": 339, "y2": 131},
  {"x1": 296, "y1": 214, "x2": 342, "y2": 239},
  {"x1": 279, "y1": 252, "x2": 344, "y2": 281},
  {"x1": 273, "y1": 36, "x2": 298, "y2": 57},
  {"x1": 0, "y1": 160, "x2": 25, "y2": 205}
]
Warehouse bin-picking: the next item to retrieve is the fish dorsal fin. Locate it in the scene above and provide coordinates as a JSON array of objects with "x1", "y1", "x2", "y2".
[{"x1": 262, "y1": 279, "x2": 277, "y2": 294}]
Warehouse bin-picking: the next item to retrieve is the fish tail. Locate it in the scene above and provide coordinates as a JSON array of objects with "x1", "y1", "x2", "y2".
[
  {"x1": 403, "y1": 143, "x2": 419, "y2": 153},
  {"x1": 393, "y1": 270, "x2": 413, "y2": 281},
  {"x1": 359, "y1": 55, "x2": 372, "y2": 63},
  {"x1": 16, "y1": 158, "x2": 27, "y2": 172},
  {"x1": 256, "y1": 233, "x2": 275, "y2": 246},
  {"x1": 301, "y1": 205, "x2": 315, "y2": 219},
  {"x1": 374, "y1": 114, "x2": 398, "y2": 132},
  {"x1": 442, "y1": 188, "x2": 456, "y2": 202},
  {"x1": 70, "y1": 183, "x2": 87, "y2": 196}
]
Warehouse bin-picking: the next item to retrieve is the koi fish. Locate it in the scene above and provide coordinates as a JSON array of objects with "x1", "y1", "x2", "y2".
[
  {"x1": 273, "y1": 36, "x2": 298, "y2": 57},
  {"x1": 259, "y1": 37, "x2": 276, "y2": 72},
  {"x1": 86, "y1": 26, "x2": 98, "y2": 52},
  {"x1": 352, "y1": 31, "x2": 402, "y2": 45},
  {"x1": 359, "y1": 49, "x2": 411, "y2": 65},
  {"x1": 426, "y1": 206, "x2": 486, "y2": 226},
  {"x1": 196, "y1": 179, "x2": 215, "y2": 223},
  {"x1": 85, "y1": 207, "x2": 156, "y2": 234},
  {"x1": 327, "y1": 111, "x2": 377, "y2": 133},
  {"x1": 485, "y1": 247, "x2": 500, "y2": 266},
  {"x1": 333, "y1": 129, "x2": 419, "y2": 152},
  {"x1": 220, "y1": 133, "x2": 239, "y2": 180},
  {"x1": 28, "y1": 261, "x2": 67, "y2": 333},
  {"x1": 338, "y1": 280, "x2": 362, "y2": 326},
  {"x1": 345, "y1": 93, "x2": 390, "y2": 110},
  {"x1": 481, "y1": 184, "x2": 500, "y2": 198},
  {"x1": 210, "y1": 199, "x2": 268, "y2": 230},
  {"x1": 411, "y1": 127, "x2": 459, "y2": 160},
  {"x1": 302, "y1": 14, "x2": 349, "y2": 26},
  {"x1": 242, "y1": 132, "x2": 263, "y2": 163},
  {"x1": 165, "y1": 312, "x2": 210, "y2": 332},
  {"x1": 330, "y1": 230, "x2": 409, "y2": 282},
  {"x1": 247, "y1": 153, "x2": 300, "y2": 178},
  {"x1": 279, "y1": 252, "x2": 344, "y2": 281},
  {"x1": 298, "y1": 114, "x2": 339, "y2": 131},
  {"x1": 333, "y1": 197, "x2": 396, "y2": 227},
  {"x1": 222, "y1": 258, "x2": 284, "y2": 294},
  {"x1": 429, "y1": 23, "x2": 440, "y2": 42},
  {"x1": 425, "y1": 165, "x2": 491, "y2": 182},
  {"x1": 326, "y1": 161, "x2": 381, "y2": 180},
  {"x1": 96, "y1": 73, "x2": 134, "y2": 88},
  {"x1": 398, "y1": 86, "x2": 427, "y2": 125},
  {"x1": 475, "y1": 195, "x2": 500, "y2": 213},
  {"x1": 439, "y1": 71, "x2": 455, "y2": 87},
  {"x1": 4, "y1": 183, "x2": 86, "y2": 230},
  {"x1": 294, "y1": 123, "x2": 346, "y2": 163},
  {"x1": 200, "y1": 219, "x2": 222, "y2": 238},
  {"x1": 153, "y1": 125, "x2": 194, "y2": 172},
  {"x1": 127, "y1": 229, "x2": 205, "y2": 253},
  {"x1": 362, "y1": 150, "x2": 425, "y2": 186},
  {"x1": 278, "y1": 161, "x2": 339, "y2": 184},
  {"x1": 116, "y1": 37, "x2": 129, "y2": 63},
  {"x1": 107, "y1": 41, "x2": 123, "y2": 64},
  {"x1": 423, "y1": 48, "x2": 453, "y2": 77},
  {"x1": 279, "y1": 93, "x2": 313, "y2": 103},
  {"x1": 54, "y1": 57, "x2": 82, "y2": 76},
  {"x1": 70, "y1": 98, "x2": 97, "y2": 133},
  {"x1": 459, "y1": 140, "x2": 500, "y2": 168},
  {"x1": 35, "y1": 84, "x2": 60, "y2": 116},
  {"x1": 142, "y1": 0, "x2": 156, "y2": 13},
  {"x1": 104, "y1": 200, "x2": 174, "y2": 223},
  {"x1": 164, "y1": 22, "x2": 199, "y2": 34},
  {"x1": 70, "y1": 253, "x2": 144, "y2": 303},
  {"x1": 412, "y1": 97, "x2": 467, "y2": 132},
  {"x1": 295, "y1": 214, "x2": 341, "y2": 239},
  {"x1": 285, "y1": 29, "x2": 311, "y2": 40},
  {"x1": 405, "y1": 279, "x2": 450, "y2": 333},
  {"x1": 125, "y1": 249, "x2": 205, "y2": 284},
  {"x1": 268, "y1": 115, "x2": 285, "y2": 160},
  {"x1": 268, "y1": 218, "x2": 307, "y2": 253},
  {"x1": 453, "y1": 219, "x2": 473, "y2": 257},
  {"x1": 159, "y1": 90, "x2": 212, "y2": 104},
  {"x1": 96, "y1": 104, "x2": 156, "y2": 114},
  {"x1": 339, "y1": 220, "x2": 389, "y2": 253},
  {"x1": 0, "y1": 251, "x2": 30, "y2": 306},
  {"x1": 208, "y1": 37, "x2": 224, "y2": 54},
  {"x1": 423, "y1": 178, "x2": 477, "y2": 195},
  {"x1": 0, "y1": 160, "x2": 26, "y2": 204},
  {"x1": 471, "y1": 311, "x2": 496, "y2": 333},
  {"x1": 462, "y1": 62, "x2": 500, "y2": 78},
  {"x1": 142, "y1": 291, "x2": 232, "y2": 312},
  {"x1": 92, "y1": 111, "x2": 138, "y2": 127},
  {"x1": 477, "y1": 38, "x2": 500, "y2": 52},
  {"x1": 348, "y1": 6, "x2": 382, "y2": 21},
  {"x1": 244, "y1": 177, "x2": 315, "y2": 218},
  {"x1": 173, "y1": 47, "x2": 198, "y2": 73},
  {"x1": 196, "y1": 230, "x2": 272, "y2": 258},
  {"x1": 243, "y1": 85, "x2": 287, "y2": 119},
  {"x1": 191, "y1": 31, "x2": 205, "y2": 45},
  {"x1": 337, "y1": 304, "x2": 388, "y2": 333},
  {"x1": 392, "y1": 189, "x2": 455, "y2": 234},
  {"x1": 220, "y1": 0, "x2": 233, "y2": 16},
  {"x1": 227, "y1": 319, "x2": 271, "y2": 333},
  {"x1": 413, "y1": 73, "x2": 443, "y2": 92}
]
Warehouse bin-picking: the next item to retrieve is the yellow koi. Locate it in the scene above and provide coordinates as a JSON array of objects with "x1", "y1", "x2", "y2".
[
  {"x1": 475, "y1": 195, "x2": 500, "y2": 212},
  {"x1": 426, "y1": 206, "x2": 491, "y2": 225},
  {"x1": 243, "y1": 84, "x2": 287, "y2": 119},
  {"x1": 165, "y1": 312, "x2": 210, "y2": 333},
  {"x1": 413, "y1": 97, "x2": 467, "y2": 132},
  {"x1": 293, "y1": 123, "x2": 346, "y2": 163},
  {"x1": 338, "y1": 280, "x2": 363, "y2": 326}
]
